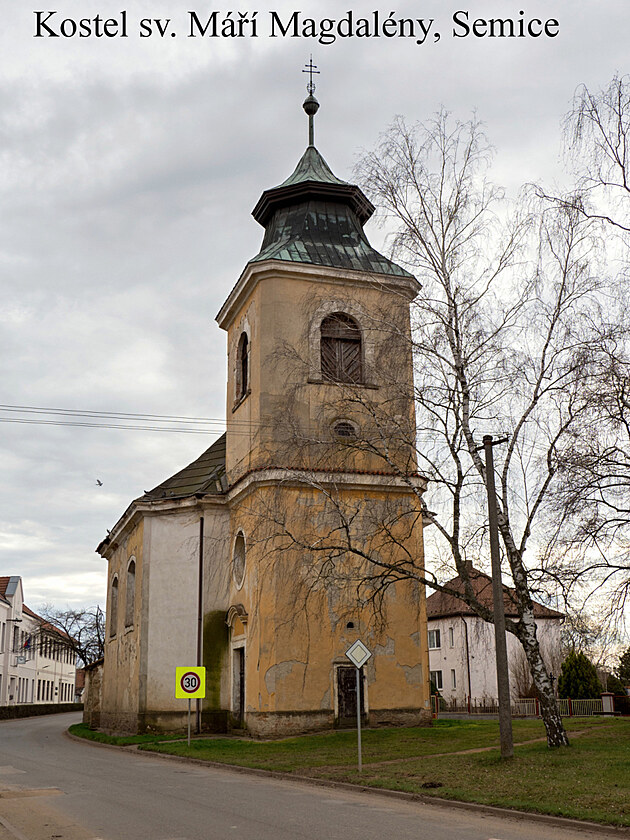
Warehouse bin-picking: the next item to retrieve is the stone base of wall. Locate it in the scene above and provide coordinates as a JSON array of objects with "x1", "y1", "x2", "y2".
[
  {"x1": 368, "y1": 707, "x2": 432, "y2": 728},
  {"x1": 99, "y1": 709, "x2": 142, "y2": 735},
  {"x1": 98, "y1": 708, "x2": 229, "y2": 735},
  {"x1": 246, "y1": 709, "x2": 335, "y2": 738},
  {"x1": 96, "y1": 706, "x2": 431, "y2": 737}
]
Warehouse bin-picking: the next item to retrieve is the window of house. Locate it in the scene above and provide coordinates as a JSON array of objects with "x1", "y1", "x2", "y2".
[
  {"x1": 430, "y1": 670, "x2": 443, "y2": 690},
  {"x1": 233, "y1": 532, "x2": 246, "y2": 587},
  {"x1": 449, "y1": 626, "x2": 454, "y2": 647},
  {"x1": 110, "y1": 576, "x2": 119, "y2": 637},
  {"x1": 428, "y1": 629, "x2": 441, "y2": 649},
  {"x1": 125, "y1": 559, "x2": 136, "y2": 627},
  {"x1": 236, "y1": 332, "x2": 249, "y2": 401},
  {"x1": 320, "y1": 313, "x2": 362, "y2": 383},
  {"x1": 451, "y1": 669, "x2": 457, "y2": 689}
]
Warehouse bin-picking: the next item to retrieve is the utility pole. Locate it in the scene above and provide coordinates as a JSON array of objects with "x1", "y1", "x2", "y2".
[{"x1": 482, "y1": 434, "x2": 514, "y2": 759}]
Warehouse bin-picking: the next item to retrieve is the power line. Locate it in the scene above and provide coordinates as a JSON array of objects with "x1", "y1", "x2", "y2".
[
  {"x1": 0, "y1": 403, "x2": 236, "y2": 426},
  {"x1": 0, "y1": 418, "x2": 220, "y2": 435}
]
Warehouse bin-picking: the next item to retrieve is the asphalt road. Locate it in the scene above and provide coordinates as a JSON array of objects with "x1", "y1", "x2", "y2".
[{"x1": 0, "y1": 713, "x2": 624, "y2": 840}]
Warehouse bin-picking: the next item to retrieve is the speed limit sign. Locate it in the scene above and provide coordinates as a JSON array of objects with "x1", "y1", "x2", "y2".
[{"x1": 175, "y1": 666, "x2": 206, "y2": 699}]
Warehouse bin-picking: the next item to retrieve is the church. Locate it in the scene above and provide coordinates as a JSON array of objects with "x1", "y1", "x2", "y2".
[{"x1": 91, "y1": 82, "x2": 432, "y2": 736}]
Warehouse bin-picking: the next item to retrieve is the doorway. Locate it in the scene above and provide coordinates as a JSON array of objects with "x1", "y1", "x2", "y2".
[
  {"x1": 232, "y1": 647, "x2": 245, "y2": 727},
  {"x1": 336, "y1": 665, "x2": 366, "y2": 727}
]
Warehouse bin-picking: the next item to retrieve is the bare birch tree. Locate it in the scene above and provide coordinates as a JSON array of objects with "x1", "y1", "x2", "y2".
[
  {"x1": 541, "y1": 75, "x2": 630, "y2": 622},
  {"x1": 350, "y1": 112, "x2": 610, "y2": 747},
  {"x1": 248, "y1": 110, "x2": 630, "y2": 748}
]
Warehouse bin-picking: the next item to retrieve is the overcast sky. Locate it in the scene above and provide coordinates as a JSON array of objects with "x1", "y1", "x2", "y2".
[{"x1": 1, "y1": 0, "x2": 628, "y2": 610}]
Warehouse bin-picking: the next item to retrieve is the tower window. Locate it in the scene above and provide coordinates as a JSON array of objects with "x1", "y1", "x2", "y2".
[
  {"x1": 320, "y1": 313, "x2": 362, "y2": 383},
  {"x1": 236, "y1": 332, "x2": 249, "y2": 401}
]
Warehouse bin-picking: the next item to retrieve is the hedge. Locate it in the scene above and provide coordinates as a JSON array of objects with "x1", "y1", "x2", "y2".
[{"x1": 0, "y1": 703, "x2": 83, "y2": 720}]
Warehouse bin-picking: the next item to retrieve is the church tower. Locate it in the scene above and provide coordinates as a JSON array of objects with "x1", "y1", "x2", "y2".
[
  {"x1": 216, "y1": 78, "x2": 431, "y2": 735},
  {"x1": 95, "y1": 73, "x2": 431, "y2": 737}
]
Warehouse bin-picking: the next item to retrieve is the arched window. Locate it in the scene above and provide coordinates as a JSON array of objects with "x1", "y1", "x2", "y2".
[
  {"x1": 320, "y1": 313, "x2": 362, "y2": 383},
  {"x1": 233, "y1": 532, "x2": 246, "y2": 587},
  {"x1": 109, "y1": 576, "x2": 119, "y2": 637},
  {"x1": 333, "y1": 420, "x2": 357, "y2": 439},
  {"x1": 236, "y1": 332, "x2": 249, "y2": 401},
  {"x1": 125, "y1": 559, "x2": 136, "y2": 627}
]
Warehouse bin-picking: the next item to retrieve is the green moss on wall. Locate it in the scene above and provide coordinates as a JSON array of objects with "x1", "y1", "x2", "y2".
[{"x1": 203, "y1": 610, "x2": 228, "y2": 709}]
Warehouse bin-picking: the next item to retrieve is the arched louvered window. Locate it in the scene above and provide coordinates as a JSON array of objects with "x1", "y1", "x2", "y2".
[
  {"x1": 320, "y1": 313, "x2": 362, "y2": 384},
  {"x1": 237, "y1": 332, "x2": 249, "y2": 400}
]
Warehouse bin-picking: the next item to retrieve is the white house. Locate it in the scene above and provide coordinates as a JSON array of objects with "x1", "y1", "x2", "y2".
[
  {"x1": 426, "y1": 569, "x2": 563, "y2": 704},
  {"x1": 0, "y1": 576, "x2": 77, "y2": 706}
]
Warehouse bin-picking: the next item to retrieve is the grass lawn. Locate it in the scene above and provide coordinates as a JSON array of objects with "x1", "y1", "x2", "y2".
[
  {"x1": 135, "y1": 717, "x2": 630, "y2": 826},
  {"x1": 68, "y1": 722, "x2": 184, "y2": 746}
]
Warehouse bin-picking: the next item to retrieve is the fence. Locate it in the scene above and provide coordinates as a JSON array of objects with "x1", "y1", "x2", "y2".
[
  {"x1": 432, "y1": 694, "x2": 615, "y2": 718},
  {"x1": 557, "y1": 697, "x2": 603, "y2": 716}
]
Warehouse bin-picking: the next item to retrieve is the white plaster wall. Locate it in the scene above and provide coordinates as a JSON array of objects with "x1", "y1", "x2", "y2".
[
  {"x1": 145, "y1": 510, "x2": 202, "y2": 712},
  {"x1": 428, "y1": 615, "x2": 563, "y2": 703},
  {"x1": 145, "y1": 505, "x2": 230, "y2": 713},
  {"x1": 0, "y1": 581, "x2": 76, "y2": 707}
]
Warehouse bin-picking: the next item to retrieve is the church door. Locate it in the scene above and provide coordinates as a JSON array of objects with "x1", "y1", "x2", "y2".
[
  {"x1": 232, "y1": 647, "x2": 245, "y2": 727},
  {"x1": 336, "y1": 666, "x2": 365, "y2": 727}
]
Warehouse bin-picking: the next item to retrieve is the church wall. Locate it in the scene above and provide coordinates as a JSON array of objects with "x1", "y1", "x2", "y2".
[
  {"x1": 200, "y1": 506, "x2": 232, "y2": 731},
  {"x1": 137, "y1": 507, "x2": 226, "y2": 731},
  {"x1": 228, "y1": 481, "x2": 431, "y2": 736},
  {"x1": 100, "y1": 518, "x2": 144, "y2": 733},
  {"x1": 225, "y1": 265, "x2": 418, "y2": 484}
]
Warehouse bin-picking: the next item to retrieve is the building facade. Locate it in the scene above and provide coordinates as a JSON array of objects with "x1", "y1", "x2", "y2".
[
  {"x1": 94, "y1": 93, "x2": 432, "y2": 736},
  {"x1": 426, "y1": 570, "x2": 563, "y2": 704},
  {"x1": 0, "y1": 576, "x2": 77, "y2": 706}
]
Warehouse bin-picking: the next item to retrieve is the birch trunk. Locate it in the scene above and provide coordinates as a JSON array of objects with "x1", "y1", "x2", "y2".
[{"x1": 514, "y1": 603, "x2": 570, "y2": 747}]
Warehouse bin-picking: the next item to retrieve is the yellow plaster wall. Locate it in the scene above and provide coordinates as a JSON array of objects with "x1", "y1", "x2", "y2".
[
  {"x1": 224, "y1": 267, "x2": 418, "y2": 483},
  {"x1": 228, "y1": 481, "x2": 430, "y2": 722}
]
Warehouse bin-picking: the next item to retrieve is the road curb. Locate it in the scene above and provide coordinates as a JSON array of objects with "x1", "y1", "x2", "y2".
[{"x1": 65, "y1": 729, "x2": 630, "y2": 837}]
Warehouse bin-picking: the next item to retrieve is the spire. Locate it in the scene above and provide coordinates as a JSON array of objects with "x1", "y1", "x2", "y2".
[
  {"x1": 302, "y1": 56, "x2": 320, "y2": 147},
  {"x1": 248, "y1": 72, "x2": 415, "y2": 280}
]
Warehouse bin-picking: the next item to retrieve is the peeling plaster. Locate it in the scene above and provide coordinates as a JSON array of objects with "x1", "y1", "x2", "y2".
[
  {"x1": 402, "y1": 664, "x2": 424, "y2": 685},
  {"x1": 264, "y1": 660, "x2": 304, "y2": 694},
  {"x1": 373, "y1": 636, "x2": 395, "y2": 656},
  {"x1": 410, "y1": 631, "x2": 421, "y2": 645},
  {"x1": 320, "y1": 687, "x2": 331, "y2": 710}
]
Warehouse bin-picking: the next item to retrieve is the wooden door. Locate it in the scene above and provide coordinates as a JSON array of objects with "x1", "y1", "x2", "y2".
[{"x1": 336, "y1": 666, "x2": 365, "y2": 727}]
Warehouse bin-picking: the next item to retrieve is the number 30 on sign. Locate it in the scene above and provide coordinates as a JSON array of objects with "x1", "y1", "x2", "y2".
[{"x1": 175, "y1": 666, "x2": 206, "y2": 699}]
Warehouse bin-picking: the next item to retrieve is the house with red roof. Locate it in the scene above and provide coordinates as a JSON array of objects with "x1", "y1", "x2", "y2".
[
  {"x1": 0, "y1": 576, "x2": 76, "y2": 706},
  {"x1": 425, "y1": 568, "x2": 564, "y2": 704}
]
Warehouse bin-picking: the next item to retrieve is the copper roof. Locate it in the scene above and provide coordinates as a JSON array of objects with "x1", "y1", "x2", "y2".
[
  {"x1": 426, "y1": 569, "x2": 564, "y2": 620},
  {"x1": 141, "y1": 434, "x2": 226, "y2": 501},
  {"x1": 250, "y1": 145, "x2": 414, "y2": 280}
]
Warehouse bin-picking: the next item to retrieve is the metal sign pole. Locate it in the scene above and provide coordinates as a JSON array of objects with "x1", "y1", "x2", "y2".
[
  {"x1": 355, "y1": 667, "x2": 362, "y2": 773},
  {"x1": 188, "y1": 699, "x2": 191, "y2": 746},
  {"x1": 344, "y1": 640, "x2": 372, "y2": 775}
]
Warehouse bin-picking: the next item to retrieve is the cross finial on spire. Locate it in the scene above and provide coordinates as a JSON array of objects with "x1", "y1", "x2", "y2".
[
  {"x1": 302, "y1": 57, "x2": 320, "y2": 146},
  {"x1": 302, "y1": 55, "x2": 320, "y2": 95}
]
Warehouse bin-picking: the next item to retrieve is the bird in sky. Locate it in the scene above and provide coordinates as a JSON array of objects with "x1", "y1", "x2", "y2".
[{"x1": 96, "y1": 479, "x2": 103, "y2": 486}]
